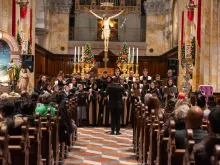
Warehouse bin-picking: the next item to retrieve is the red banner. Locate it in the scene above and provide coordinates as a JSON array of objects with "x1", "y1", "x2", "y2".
[
  {"x1": 30, "y1": 8, "x2": 32, "y2": 45},
  {"x1": 181, "y1": 11, "x2": 185, "y2": 46},
  {"x1": 20, "y1": 6, "x2": 28, "y2": 18},
  {"x1": 187, "y1": 0, "x2": 195, "y2": 21},
  {"x1": 12, "y1": 0, "x2": 16, "y2": 36},
  {"x1": 197, "y1": 0, "x2": 201, "y2": 47}
]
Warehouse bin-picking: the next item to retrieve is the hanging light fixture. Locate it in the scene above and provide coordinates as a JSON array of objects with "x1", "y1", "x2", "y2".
[
  {"x1": 186, "y1": 0, "x2": 197, "y2": 10},
  {"x1": 0, "y1": 30, "x2": 3, "y2": 40},
  {"x1": 16, "y1": 0, "x2": 29, "y2": 8}
]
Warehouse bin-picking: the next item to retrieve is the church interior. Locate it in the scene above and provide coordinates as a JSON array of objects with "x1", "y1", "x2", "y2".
[{"x1": 0, "y1": 0, "x2": 220, "y2": 164}]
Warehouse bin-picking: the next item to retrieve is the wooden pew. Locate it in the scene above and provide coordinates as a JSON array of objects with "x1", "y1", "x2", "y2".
[
  {"x1": 40, "y1": 110, "x2": 54, "y2": 165},
  {"x1": 8, "y1": 117, "x2": 30, "y2": 165},
  {"x1": 135, "y1": 102, "x2": 142, "y2": 160},
  {"x1": 149, "y1": 109, "x2": 159, "y2": 165},
  {"x1": 213, "y1": 145, "x2": 220, "y2": 165},
  {"x1": 133, "y1": 101, "x2": 138, "y2": 150},
  {"x1": 143, "y1": 106, "x2": 151, "y2": 164},
  {"x1": 138, "y1": 104, "x2": 147, "y2": 163},
  {"x1": 183, "y1": 129, "x2": 195, "y2": 165},
  {"x1": 167, "y1": 120, "x2": 185, "y2": 165},
  {"x1": 0, "y1": 125, "x2": 10, "y2": 165},
  {"x1": 28, "y1": 113, "x2": 44, "y2": 165},
  {"x1": 156, "y1": 113, "x2": 169, "y2": 165}
]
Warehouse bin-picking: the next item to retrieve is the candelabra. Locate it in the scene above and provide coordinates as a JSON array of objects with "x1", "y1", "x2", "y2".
[
  {"x1": 77, "y1": 63, "x2": 80, "y2": 73},
  {"x1": 134, "y1": 64, "x2": 139, "y2": 77},
  {"x1": 72, "y1": 62, "x2": 77, "y2": 74}
]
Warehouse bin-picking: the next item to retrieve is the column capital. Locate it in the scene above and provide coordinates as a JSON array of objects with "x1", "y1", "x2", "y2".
[
  {"x1": 144, "y1": 0, "x2": 170, "y2": 15},
  {"x1": 49, "y1": 0, "x2": 72, "y2": 14}
]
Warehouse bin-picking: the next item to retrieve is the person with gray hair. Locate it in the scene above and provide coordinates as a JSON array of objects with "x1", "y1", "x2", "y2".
[
  {"x1": 144, "y1": 93, "x2": 152, "y2": 105},
  {"x1": 35, "y1": 92, "x2": 55, "y2": 117}
]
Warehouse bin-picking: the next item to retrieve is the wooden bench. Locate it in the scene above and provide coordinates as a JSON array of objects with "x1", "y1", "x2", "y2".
[
  {"x1": 156, "y1": 113, "x2": 169, "y2": 165},
  {"x1": 149, "y1": 109, "x2": 159, "y2": 165},
  {"x1": 183, "y1": 129, "x2": 195, "y2": 165},
  {"x1": 135, "y1": 103, "x2": 142, "y2": 160},
  {"x1": 167, "y1": 120, "x2": 185, "y2": 165},
  {"x1": 0, "y1": 125, "x2": 10, "y2": 165}
]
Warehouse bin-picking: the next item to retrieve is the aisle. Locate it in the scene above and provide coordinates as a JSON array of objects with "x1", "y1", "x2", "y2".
[{"x1": 64, "y1": 127, "x2": 139, "y2": 165}]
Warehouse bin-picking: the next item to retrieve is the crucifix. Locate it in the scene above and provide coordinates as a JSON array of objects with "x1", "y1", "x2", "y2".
[{"x1": 85, "y1": 1, "x2": 125, "y2": 68}]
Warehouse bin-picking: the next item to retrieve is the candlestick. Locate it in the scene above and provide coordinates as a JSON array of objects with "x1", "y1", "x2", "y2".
[
  {"x1": 77, "y1": 63, "x2": 80, "y2": 73},
  {"x1": 135, "y1": 64, "x2": 139, "y2": 77},
  {"x1": 74, "y1": 47, "x2": 76, "y2": 62},
  {"x1": 132, "y1": 47, "x2": 134, "y2": 63},
  {"x1": 73, "y1": 62, "x2": 77, "y2": 74},
  {"x1": 136, "y1": 48, "x2": 138, "y2": 64},
  {"x1": 78, "y1": 46, "x2": 80, "y2": 63}
]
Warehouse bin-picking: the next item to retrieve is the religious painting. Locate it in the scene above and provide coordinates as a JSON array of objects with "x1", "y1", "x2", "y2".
[
  {"x1": 97, "y1": 19, "x2": 118, "y2": 41},
  {"x1": 0, "y1": 40, "x2": 10, "y2": 86}
]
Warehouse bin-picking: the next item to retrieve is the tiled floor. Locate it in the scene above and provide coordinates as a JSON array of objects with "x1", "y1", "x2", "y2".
[{"x1": 64, "y1": 127, "x2": 139, "y2": 165}]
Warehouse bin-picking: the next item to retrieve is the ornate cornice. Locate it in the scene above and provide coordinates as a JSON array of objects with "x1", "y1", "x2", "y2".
[
  {"x1": 144, "y1": 0, "x2": 170, "y2": 15},
  {"x1": 48, "y1": 0, "x2": 72, "y2": 14}
]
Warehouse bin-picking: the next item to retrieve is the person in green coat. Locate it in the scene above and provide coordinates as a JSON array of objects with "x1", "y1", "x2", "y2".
[{"x1": 35, "y1": 92, "x2": 55, "y2": 117}]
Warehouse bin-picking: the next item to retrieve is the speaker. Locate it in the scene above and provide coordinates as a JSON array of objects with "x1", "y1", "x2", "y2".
[
  {"x1": 168, "y1": 58, "x2": 178, "y2": 77},
  {"x1": 22, "y1": 55, "x2": 34, "y2": 72}
]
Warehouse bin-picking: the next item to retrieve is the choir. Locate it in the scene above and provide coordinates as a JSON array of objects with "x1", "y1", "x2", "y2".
[{"x1": 34, "y1": 68, "x2": 178, "y2": 127}]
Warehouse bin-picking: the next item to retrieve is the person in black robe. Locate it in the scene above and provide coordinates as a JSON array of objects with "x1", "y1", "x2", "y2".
[
  {"x1": 106, "y1": 78, "x2": 126, "y2": 135},
  {"x1": 35, "y1": 75, "x2": 47, "y2": 94}
]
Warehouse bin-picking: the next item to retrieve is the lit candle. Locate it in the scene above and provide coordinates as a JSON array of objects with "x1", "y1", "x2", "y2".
[
  {"x1": 136, "y1": 48, "x2": 138, "y2": 64},
  {"x1": 74, "y1": 46, "x2": 76, "y2": 62},
  {"x1": 128, "y1": 47, "x2": 130, "y2": 63},
  {"x1": 78, "y1": 46, "x2": 80, "y2": 63},
  {"x1": 132, "y1": 47, "x2": 134, "y2": 63}
]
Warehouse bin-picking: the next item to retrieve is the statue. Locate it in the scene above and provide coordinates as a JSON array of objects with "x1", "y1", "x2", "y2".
[
  {"x1": 88, "y1": 9, "x2": 124, "y2": 51},
  {"x1": 7, "y1": 59, "x2": 18, "y2": 92}
]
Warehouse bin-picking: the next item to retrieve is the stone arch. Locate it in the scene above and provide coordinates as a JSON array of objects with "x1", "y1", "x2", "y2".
[
  {"x1": 0, "y1": 31, "x2": 21, "y2": 61},
  {"x1": 171, "y1": 0, "x2": 178, "y2": 47}
]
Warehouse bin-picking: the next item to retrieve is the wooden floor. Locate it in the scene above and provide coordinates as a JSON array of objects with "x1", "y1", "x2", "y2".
[{"x1": 64, "y1": 127, "x2": 139, "y2": 165}]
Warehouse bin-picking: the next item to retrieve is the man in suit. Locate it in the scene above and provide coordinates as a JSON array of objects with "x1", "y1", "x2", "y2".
[{"x1": 106, "y1": 78, "x2": 127, "y2": 135}]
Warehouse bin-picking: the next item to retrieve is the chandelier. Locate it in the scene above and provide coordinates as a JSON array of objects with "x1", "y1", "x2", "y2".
[{"x1": 16, "y1": 0, "x2": 29, "y2": 8}]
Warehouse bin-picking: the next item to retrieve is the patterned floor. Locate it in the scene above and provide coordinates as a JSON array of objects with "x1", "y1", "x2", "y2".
[{"x1": 64, "y1": 127, "x2": 139, "y2": 165}]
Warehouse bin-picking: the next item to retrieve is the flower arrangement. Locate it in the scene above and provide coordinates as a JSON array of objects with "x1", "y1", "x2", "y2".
[
  {"x1": 181, "y1": 43, "x2": 185, "y2": 68},
  {"x1": 117, "y1": 42, "x2": 129, "y2": 63},
  {"x1": 191, "y1": 36, "x2": 196, "y2": 66},
  {"x1": 81, "y1": 43, "x2": 95, "y2": 64}
]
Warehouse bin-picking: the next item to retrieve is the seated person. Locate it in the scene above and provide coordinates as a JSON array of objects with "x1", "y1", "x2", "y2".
[
  {"x1": 175, "y1": 106, "x2": 208, "y2": 149},
  {"x1": 35, "y1": 92, "x2": 56, "y2": 117},
  {"x1": 0, "y1": 102, "x2": 23, "y2": 135},
  {"x1": 194, "y1": 107, "x2": 220, "y2": 165}
]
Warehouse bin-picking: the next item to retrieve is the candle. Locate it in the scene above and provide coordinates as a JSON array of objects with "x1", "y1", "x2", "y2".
[
  {"x1": 74, "y1": 47, "x2": 76, "y2": 62},
  {"x1": 136, "y1": 48, "x2": 139, "y2": 64},
  {"x1": 78, "y1": 46, "x2": 80, "y2": 63},
  {"x1": 128, "y1": 47, "x2": 130, "y2": 63},
  {"x1": 132, "y1": 47, "x2": 134, "y2": 63},
  {"x1": 82, "y1": 46, "x2": 84, "y2": 62}
]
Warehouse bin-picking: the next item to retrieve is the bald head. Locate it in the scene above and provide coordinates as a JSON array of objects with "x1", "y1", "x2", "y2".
[{"x1": 185, "y1": 106, "x2": 204, "y2": 129}]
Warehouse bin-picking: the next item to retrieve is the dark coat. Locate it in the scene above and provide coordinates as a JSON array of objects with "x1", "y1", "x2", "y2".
[{"x1": 106, "y1": 84, "x2": 126, "y2": 109}]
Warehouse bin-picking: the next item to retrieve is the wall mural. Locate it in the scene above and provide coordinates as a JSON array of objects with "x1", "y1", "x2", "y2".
[{"x1": 0, "y1": 40, "x2": 10, "y2": 86}]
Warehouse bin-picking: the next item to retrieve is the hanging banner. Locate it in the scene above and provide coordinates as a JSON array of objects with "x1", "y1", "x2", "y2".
[
  {"x1": 20, "y1": 6, "x2": 28, "y2": 18},
  {"x1": 187, "y1": 0, "x2": 195, "y2": 21}
]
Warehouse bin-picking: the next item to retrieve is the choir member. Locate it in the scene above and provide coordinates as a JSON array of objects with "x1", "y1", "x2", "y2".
[
  {"x1": 61, "y1": 84, "x2": 71, "y2": 99},
  {"x1": 140, "y1": 68, "x2": 152, "y2": 82},
  {"x1": 164, "y1": 78, "x2": 178, "y2": 106},
  {"x1": 75, "y1": 84, "x2": 88, "y2": 126},
  {"x1": 148, "y1": 81, "x2": 161, "y2": 100},
  {"x1": 75, "y1": 73, "x2": 83, "y2": 83},
  {"x1": 55, "y1": 73, "x2": 66, "y2": 90},
  {"x1": 112, "y1": 68, "x2": 121, "y2": 82},
  {"x1": 88, "y1": 83, "x2": 100, "y2": 126},
  {"x1": 42, "y1": 82, "x2": 53, "y2": 94},
  {"x1": 35, "y1": 75, "x2": 47, "y2": 94},
  {"x1": 70, "y1": 77, "x2": 78, "y2": 93},
  {"x1": 167, "y1": 69, "x2": 177, "y2": 85},
  {"x1": 126, "y1": 70, "x2": 136, "y2": 89}
]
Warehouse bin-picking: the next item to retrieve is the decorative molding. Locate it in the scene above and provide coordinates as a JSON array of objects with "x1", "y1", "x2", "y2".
[
  {"x1": 48, "y1": 0, "x2": 72, "y2": 14},
  {"x1": 144, "y1": 0, "x2": 170, "y2": 15}
]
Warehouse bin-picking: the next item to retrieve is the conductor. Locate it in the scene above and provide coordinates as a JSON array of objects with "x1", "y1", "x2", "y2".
[{"x1": 106, "y1": 78, "x2": 127, "y2": 135}]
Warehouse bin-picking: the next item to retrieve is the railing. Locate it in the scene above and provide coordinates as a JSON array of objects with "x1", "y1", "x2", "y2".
[{"x1": 69, "y1": 27, "x2": 146, "y2": 42}]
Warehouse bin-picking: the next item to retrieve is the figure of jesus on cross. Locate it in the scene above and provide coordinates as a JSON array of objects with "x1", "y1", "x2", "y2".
[{"x1": 88, "y1": 9, "x2": 124, "y2": 51}]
